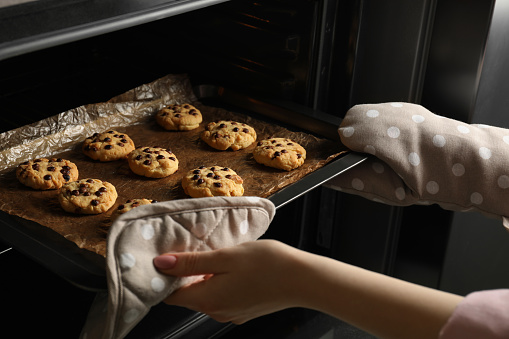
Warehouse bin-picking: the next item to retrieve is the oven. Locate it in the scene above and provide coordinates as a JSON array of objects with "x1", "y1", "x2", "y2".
[{"x1": 1, "y1": 0, "x2": 508, "y2": 338}]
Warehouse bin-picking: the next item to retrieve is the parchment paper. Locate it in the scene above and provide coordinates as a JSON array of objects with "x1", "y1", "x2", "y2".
[{"x1": 0, "y1": 74, "x2": 347, "y2": 257}]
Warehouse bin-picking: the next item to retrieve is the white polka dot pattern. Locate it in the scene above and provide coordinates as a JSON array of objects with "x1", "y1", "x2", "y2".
[
  {"x1": 80, "y1": 197, "x2": 275, "y2": 339},
  {"x1": 325, "y1": 102, "x2": 509, "y2": 223}
]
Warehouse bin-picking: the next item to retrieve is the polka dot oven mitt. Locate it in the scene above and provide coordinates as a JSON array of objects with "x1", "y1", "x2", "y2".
[
  {"x1": 325, "y1": 102, "x2": 509, "y2": 228},
  {"x1": 80, "y1": 196, "x2": 275, "y2": 339}
]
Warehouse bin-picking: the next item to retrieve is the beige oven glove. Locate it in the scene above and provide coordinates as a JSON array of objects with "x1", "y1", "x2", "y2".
[
  {"x1": 325, "y1": 102, "x2": 509, "y2": 229},
  {"x1": 79, "y1": 196, "x2": 275, "y2": 339}
]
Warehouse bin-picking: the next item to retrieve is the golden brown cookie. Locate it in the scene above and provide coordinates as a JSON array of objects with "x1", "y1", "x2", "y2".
[
  {"x1": 112, "y1": 198, "x2": 157, "y2": 220},
  {"x1": 200, "y1": 120, "x2": 257, "y2": 151},
  {"x1": 127, "y1": 147, "x2": 179, "y2": 178},
  {"x1": 16, "y1": 158, "x2": 79, "y2": 190},
  {"x1": 58, "y1": 178, "x2": 117, "y2": 214},
  {"x1": 182, "y1": 165, "x2": 244, "y2": 198},
  {"x1": 253, "y1": 138, "x2": 306, "y2": 171},
  {"x1": 82, "y1": 130, "x2": 135, "y2": 162},
  {"x1": 156, "y1": 103, "x2": 202, "y2": 131}
]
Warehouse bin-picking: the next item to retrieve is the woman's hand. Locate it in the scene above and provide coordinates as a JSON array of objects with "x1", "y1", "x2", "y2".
[
  {"x1": 154, "y1": 239, "x2": 463, "y2": 339},
  {"x1": 153, "y1": 240, "x2": 306, "y2": 324}
]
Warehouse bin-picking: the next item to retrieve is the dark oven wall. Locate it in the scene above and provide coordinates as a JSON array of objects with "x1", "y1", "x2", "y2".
[{"x1": 0, "y1": 0, "x2": 351, "y2": 134}]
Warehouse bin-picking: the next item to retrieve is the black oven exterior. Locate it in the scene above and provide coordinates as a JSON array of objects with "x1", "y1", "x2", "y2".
[{"x1": 1, "y1": 0, "x2": 508, "y2": 338}]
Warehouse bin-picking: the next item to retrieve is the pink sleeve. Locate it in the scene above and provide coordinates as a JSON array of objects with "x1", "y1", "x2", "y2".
[{"x1": 439, "y1": 289, "x2": 509, "y2": 339}]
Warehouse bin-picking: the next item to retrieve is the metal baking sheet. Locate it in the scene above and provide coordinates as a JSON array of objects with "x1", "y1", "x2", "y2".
[{"x1": 0, "y1": 74, "x2": 365, "y2": 291}]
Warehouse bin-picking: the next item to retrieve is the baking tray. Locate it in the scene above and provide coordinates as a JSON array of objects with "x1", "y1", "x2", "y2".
[{"x1": 0, "y1": 75, "x2": 366, "y2": 291}]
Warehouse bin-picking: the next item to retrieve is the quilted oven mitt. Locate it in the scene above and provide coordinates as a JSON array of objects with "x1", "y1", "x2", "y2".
[
  {"x1": 326, "y1": 102, "x2": 509, "y2": 228},
  {"x1": 80, "y1": 196, "x2": 275, "y2": 339}
]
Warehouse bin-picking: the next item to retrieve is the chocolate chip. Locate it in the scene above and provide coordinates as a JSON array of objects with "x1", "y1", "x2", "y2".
[
  {"x1": 104, "y1": 145, "x2": 113, "y2": 150},
  {"x1": 104, "y1": 137, "x2": 111, "y2": 142},
  {"x1": 63, "y1": 174, "x2": 70, "y2": 181},
  {"x1": 135, "y1": 155, "x2": 142, "y2": 160},
  {"x1": 108, "y1": 131, "x2": 114, "y2": 134},
  {"x1": 56, "y1": 158, "x2": 63, "y2": 162},
  {"x1": 91, "y1": 200, "x2": 100, "y2": 206},
  {"x1": 207, "y1": 173, "x2": 213, "y2": 177},
  {"x1": 175, "y1": 113, "x2": 181, "y2": 118},
  {"x1": 34, "y1": 159, "x2": 42, "y2": 162},
  {"x1": 257, "y1": 142, "x2": 263, "y2": 146},
  {"x1": 197, "y1": 179, "x2": 205, "y2": 184},
  {"x1": 222, "y1": 168, "x2": 229, "y2": 171},
  {"x1": 47, "y1": 166, "x2": 55, "y2": 172},
  {"x1": 169, "y1": 157, "x2": 176, "y2": 161},
  {"x1": 144, "y1": 160, "x2": 152, "y2": 165},
  {"x1": 86, "y1": 179, "x2": 94, "y2": 183},
  {"x1": 193, "y1": 169, "x2": 201, "y2": 174},
  {"x1": 274, "y1": 151, "x2": 281, "y2": 158},
  {"x1": 214, "y1": 175, "x2": 221, "y2": 180},
  {"x1": 118, "y1": 205, "x2": 125, "y2": 210},
  {"x1": 233, "y1": 127, "x2": 239, "y2": 132},
  {"x1": 192, "y1": 174, "x2": 200, "y2": 180},
  {"x1": 297, "y1": 154, "x2": 302, "y2": 158},
  {"x1": 225, "y1": 175, "x2": 232, "y2": 179},
  {"x1": 79, "y1": 186, "x2": 88, "y2": 193},
  {"x1": 32, "y1": 164, "x2": 39, "y2": 170},
  {"x1": 62, "y1": 166, "x2": 71, "y2": 170},
  {"x1": 117, "y1": 143, "x2": 124, "y2": 147},
  {"x1": 157, "y1": 155, "x2": 165, "y2": 159},
  {"x1": 214, "y1": 182, "x2": 223, "y2": 187},
  {"x1": 219, "y1": 123, "x2": 226, "y2": 128},
  {"x1": 43, "y1": 174, "x2": 51, "y2": 180},
  {"x1": 99, "y1": 187, "x2": 107, "y2": 192},
  {"x1": 71, "y1": 190, "x2": 80, "y2": 196},
  {"x1": 83, "y1": 192, "x2": 91, "y2": 196},
  {"x1": 243, "y1": 128, "x2": 249, "y2": 133},
  {"x1": 143, "y1": 148, "x2": 151, "y2": 152},
  {"x1": 281, "y1": 150, "x2": 288, "y2": 153},
  {"x1": 95, "y1": 191, "x2": 103, "y2": 197}
]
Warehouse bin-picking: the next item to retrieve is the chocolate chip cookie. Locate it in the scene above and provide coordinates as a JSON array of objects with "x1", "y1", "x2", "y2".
[
  {"x1": 82, "y1": 130, "x2": 135, "y2": 162},
  {"x1": 127, "y1": 147, "x2": 179, "y2": 178},
  {"x1": 112, "y1": 198, "x2": 157, "y2": 220},
  {"x1": 200, "y1": 120, "x2": 257, "y2": 151},
  {"x1": 253, "y1": 138, "x2": 306, "y2": 171},
  {"x1": 182, "y1": 166, "x2": 244, "y2": 198},
  {"x1": 58, "y1": 178, "x2": 118, "y2": 214},
  {"x1": 156, "y1": 103, "x2": 202, "y2": 131},
  {"x1": 16, "y1": 158, "x2": 79, "y2": 190}
]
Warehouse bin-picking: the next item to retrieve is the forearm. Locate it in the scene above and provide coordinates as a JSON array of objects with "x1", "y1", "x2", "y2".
[{"x1": 291, "y1": 250, "x2": 463, "y2": 339}]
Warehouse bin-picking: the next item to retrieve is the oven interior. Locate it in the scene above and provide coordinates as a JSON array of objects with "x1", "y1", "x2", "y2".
[{"x1": 0, "y1": 0, "x2": 369, "y2": 337}]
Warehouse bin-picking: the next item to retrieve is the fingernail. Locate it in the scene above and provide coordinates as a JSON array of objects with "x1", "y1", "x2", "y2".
[{"x1": 154, "y1": 255, "x2": 177, "y2": 270}]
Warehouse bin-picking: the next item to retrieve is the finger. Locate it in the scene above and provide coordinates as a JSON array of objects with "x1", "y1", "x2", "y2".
[
  {"x1": 163, "y1": 277, "x2": 216, "y2": 310},
  {"x1": 153, "y1": 249, "x2": 226, "y2": 277}
]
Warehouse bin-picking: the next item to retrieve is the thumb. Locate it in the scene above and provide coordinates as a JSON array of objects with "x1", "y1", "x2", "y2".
[{"x1": 153, "y1": 250, "x2": 223, "y2": 277}]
